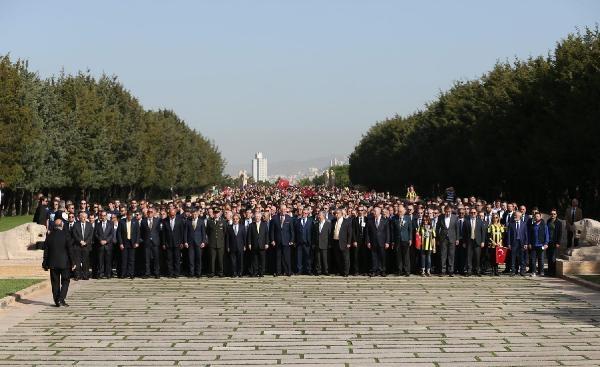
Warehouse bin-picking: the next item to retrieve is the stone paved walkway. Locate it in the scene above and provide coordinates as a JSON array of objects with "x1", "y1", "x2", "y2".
[{"x1": 0, "y1": 276, "x2": 599, "y2": 366}]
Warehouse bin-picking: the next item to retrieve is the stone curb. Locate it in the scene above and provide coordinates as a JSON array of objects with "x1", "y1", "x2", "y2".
[
  {"x1": 561, "y1": 274, "x2": 600, "y2": 291},
  {"x1": 0, "y1": 279, "x2": 49, "y2": 309}
]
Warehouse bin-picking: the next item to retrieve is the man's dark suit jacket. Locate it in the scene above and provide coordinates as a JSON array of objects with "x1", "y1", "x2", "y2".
[
  {"x1": 140, "y1": 216, "x2": 161, "y2": 247},
  {"x1": 294, "y1": 217, "x2": 313, "y2": 246},
  {"x1": 352, "y1": 216, "x2": 368, "y2": 245},
  {"x1": 72, "y1": 221, "x2": 94, "y2": 248},
  {"x1": 270, "y1": 214, "x2": 295, "y2": 246},
  {"x1": 117, "y1": 219, "x2": 140, "y2": 247},
  {"x1": 435, "y1": 215, "x2": 459, "y2": 243},
  {"x1": 94, "y1": 220, "x2": 114, "y2": 246},
  {"x1": 391, "y1": 215, "x2": 413, "y2": 243},
  {"x1": 313, "y1": 220, "x2": 331, "y2": 250},
  {"x1": 331, "y1": 217, "x2": 353, "y2": 250},
  {"x1": 43, "y1": 229, "x2": 75, "y2": 270},
  {"x1": 226, "y1": 223, "x2": 246, "y2": 252},
  {"x1": 163, "y1": 216, "x2": 186, "y2": 248},
  {"x1": 186, "y1": 218, "x2": 207, "y2": 246},
  {"x1": 462, "y1": 216, "x2": 487, "y2": 245},
  {"x1": 365, "y1": 216, "x2": 390, "y2": 247},
  {"x1": 247, "y1": 221, "x2": 269, "y2": 250}
]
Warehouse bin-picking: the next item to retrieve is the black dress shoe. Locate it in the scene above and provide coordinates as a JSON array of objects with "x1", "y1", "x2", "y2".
[
  {"x1": 54, "y1": 300, "x2": 60, "y2": 307},
  {"x1": 59, "y1": 300, "x2": 69, "y2": 307},
  {"x1": 155, "y1": 275, "x2": 160, "y2": 279},
  {"x1": 129, "y1": 276, "x2": 134, "y2": 279}
]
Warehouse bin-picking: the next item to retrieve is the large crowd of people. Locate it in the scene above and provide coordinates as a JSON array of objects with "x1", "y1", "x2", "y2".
[{"x1": 37, "y1": 185, "x2": 584, "y2": 305}]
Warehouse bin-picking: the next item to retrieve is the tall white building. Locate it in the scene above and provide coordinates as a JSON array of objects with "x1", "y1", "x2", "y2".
[{"x1": 252, "y1": 152, "x2": 268, "y2": 182}]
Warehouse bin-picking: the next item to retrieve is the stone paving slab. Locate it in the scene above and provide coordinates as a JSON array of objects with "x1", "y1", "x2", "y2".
[{"x1": 0, "y1": 275, "x2": 599, "y2": 366}]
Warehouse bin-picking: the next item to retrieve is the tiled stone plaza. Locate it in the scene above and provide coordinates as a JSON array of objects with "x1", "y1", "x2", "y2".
[{"x1": 0, "y1": 276, "x2": 599, "y2": 366}]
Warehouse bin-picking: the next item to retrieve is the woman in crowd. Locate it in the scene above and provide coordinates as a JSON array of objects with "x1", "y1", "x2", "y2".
[
  {"x1": 418, "y1": 215, "x2": 436, "y2": 277},
  {"x1": 487, "y1": 214, "x2": 505, "y2": 276}
]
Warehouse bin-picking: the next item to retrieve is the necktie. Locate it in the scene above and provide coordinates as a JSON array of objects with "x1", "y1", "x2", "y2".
[
  {"x1": 256, "y1": 223, "x2": 260, "y2": 234},
  {"x1": 516, "y1": 221, "x2": 520, "y2": 240},
  {"x1": 193, "y1": 220, "x2": 197, "y2": 230},
  {"x1": 376, "y1": 218, "x2": 380, "y2": 228},
  {"x1": 572, "y1": 208, "x2": 575, "y2": 223},
  {"x1": 281, "y1": 216, "x2": 284, "y2": 227},
  {"x1": 149, "y1": 218, "x2": 152, "y2": 230},
  {"x1": 82, "y1": 223, "x2": 85, "y2": 234},
  {"x1": 102, "y1": 222, "x2": 106, "y2": 231},
  {"x1": 302, "y1": 218, "x2": 305, "y2": 226},
  {"x1": 234, "y1": 225, "x2": 238, "y2": 235}
]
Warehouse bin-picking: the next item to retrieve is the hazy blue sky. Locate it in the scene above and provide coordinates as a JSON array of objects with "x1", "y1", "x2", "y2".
[{"x1": 1, "y1": 0, "x2": 598, "y2": 174}]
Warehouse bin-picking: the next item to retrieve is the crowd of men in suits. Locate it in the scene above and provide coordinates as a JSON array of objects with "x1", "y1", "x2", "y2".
[{"x1": 36, "y1": 185, "x2": 584, "y2": 290}]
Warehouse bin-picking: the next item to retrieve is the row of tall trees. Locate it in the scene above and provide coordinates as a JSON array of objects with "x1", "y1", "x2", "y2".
[
  {"x1": 0, "y1": 55, "x2": 224, "y2": 215},
  {"x1": 349, "y1": 27, "x2": 600, "y2": 217}
]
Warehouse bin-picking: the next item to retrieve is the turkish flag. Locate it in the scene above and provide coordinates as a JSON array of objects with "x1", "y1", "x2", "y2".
[
  {"x1": 277, "y1": 178, "x2": 290, "y2": 190},
  {"x1": 302, "y1": 188, "x2": 316, "y2": 197},
  {"x1": 495, "y1": 246, "x2": 507, "y2": 264}
]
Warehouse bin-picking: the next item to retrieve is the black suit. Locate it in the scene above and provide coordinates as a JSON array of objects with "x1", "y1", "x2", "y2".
[
  {"x1": 312, "y1": 220, "x2": 331, "y2": 275},
  {"x1": 226, "y1": 223, "x2": 246, "y2": 276},
  {"x1": 435, "y1": 215, "x2": 459, "y2": 275},
  {"x1": 94, "y1": 220, "x2": 114, "y2": 278},
  {"x1": 117, "y1": 219, "x2": 140, "y2": 278},
  {"x1": 247, "y1": 221, "x2": 268, "y2": 276},
  {"x1": 163, "y1": 216, "x2": 187, "y2": 277},
  {"x1": 43, "y1": 229, "x2": 75, "y2": 304},
  {"x1": 365, "y1": 216, "x2": 390, "y2": 275},
  {"x1": 140, "y1": 216, "x2": 161, "y2": 277},
  {"x1": 352, "y1": 216, "x2": 368, "y2": 274},
  {"x1": 332, "y1": 217, "x2": 353, "y2": 276},
  {"x1": 71, "y1": 221, "x2": 94, "y2": 279},
  {"x1": 547, "y1": 218, "x2": 563, "y2": 276}
]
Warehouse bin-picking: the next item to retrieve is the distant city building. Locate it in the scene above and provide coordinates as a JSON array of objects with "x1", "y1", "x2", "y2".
[
  {"x1": 330, "y1": 158, "x2": 347, "y2": 167},
  {"x1": 252, "y1": 152, "x2": 268, "y2": 182}
]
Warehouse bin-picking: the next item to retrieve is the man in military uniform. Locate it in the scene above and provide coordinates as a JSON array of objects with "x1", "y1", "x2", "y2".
[{"x1": 206, "y1": 207, "x2": 226, "y2": 277}]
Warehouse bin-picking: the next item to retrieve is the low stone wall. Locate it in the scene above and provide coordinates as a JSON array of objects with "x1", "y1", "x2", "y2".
[{"x1": 0, "y1": 223, "x2": 46, "y2": 261}]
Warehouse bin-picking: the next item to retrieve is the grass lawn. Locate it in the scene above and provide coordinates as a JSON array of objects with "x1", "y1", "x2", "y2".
[
  {"x1": 577, "y1": 275, "x2": 600, "y2": 285},
  {"x1": 0, "y1": 215, "x2": 32, "y2": 232},
  {"x1": 0, "y1": 279, "x2": 43, "y2": 298}
]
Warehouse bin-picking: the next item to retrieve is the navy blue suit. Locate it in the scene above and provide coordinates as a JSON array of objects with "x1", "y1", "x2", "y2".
[
  {"x1": 507, "y1": 220, "x2": 529, "y2": 274},
  {"x1": 270, "y1": 214, "x2": 295, "y2": 275},
  {"x1": 294, "y1": 216, "x2": 313, "y2": 274},
  {"x1": 186, "y1": 218, "x2": 207, "y2": 276}
]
